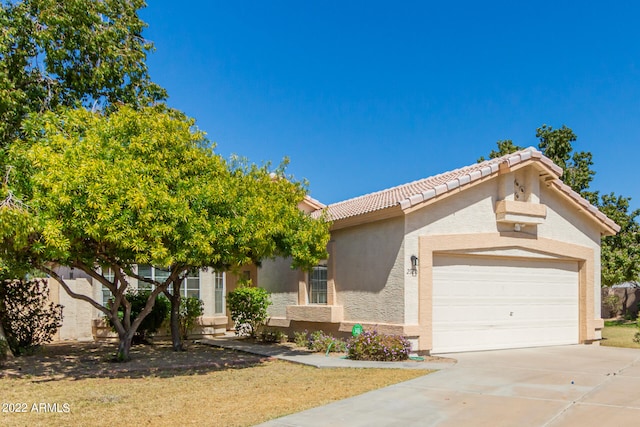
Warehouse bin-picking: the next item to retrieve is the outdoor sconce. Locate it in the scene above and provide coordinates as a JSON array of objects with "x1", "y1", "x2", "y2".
[{"x1": 407, "y1": 255, "x2": 419, "y2": 276}]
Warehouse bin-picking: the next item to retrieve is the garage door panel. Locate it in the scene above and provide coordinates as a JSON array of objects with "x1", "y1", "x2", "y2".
[
  {"x1": 434, "y1": 325, "x2": 578, "y2": 353},
  {"x1": 432, "y1": 255, "x2": 579, "y2": 353},
  {"x1": 433, "y1": 302, "x2": 578, "y2": 323}
]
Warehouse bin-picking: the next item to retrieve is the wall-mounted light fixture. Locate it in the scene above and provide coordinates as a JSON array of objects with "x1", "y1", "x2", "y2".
[{"x1": 407, "y1": 255, "x2": 419, "y2": 276}]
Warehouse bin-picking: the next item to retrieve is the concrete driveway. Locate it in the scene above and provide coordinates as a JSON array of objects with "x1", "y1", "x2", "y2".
[{"x1": 258, "y1": 345, "x2": 640, "y2": 426}]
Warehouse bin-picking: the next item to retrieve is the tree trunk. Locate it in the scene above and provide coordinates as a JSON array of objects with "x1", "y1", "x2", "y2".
[
  {"x1": 0, "y1": 320, "x2": 14, "y2": 359},
  {"x1": 116, "y1": 331, "x2": 134, "y2": 362},
  {"x1": 169, "y1": 279, "x2": 183, "y2": 352}
]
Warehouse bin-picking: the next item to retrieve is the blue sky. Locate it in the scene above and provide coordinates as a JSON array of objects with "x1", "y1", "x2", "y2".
[{"x1": 140, "y1": 1, "x2": 640, "y2": 212}]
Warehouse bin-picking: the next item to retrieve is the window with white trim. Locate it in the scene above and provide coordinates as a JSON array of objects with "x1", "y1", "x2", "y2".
[
  {"x1": 137, "y1": 265, "x2": 170, "y2": 291},
  {"x1": 181, "y1": 270, "x2": 201, "y2": 299},
  {"x1": 142, "y1": 267, "x2": 202, "y2": 299},
  {"x1": 102, "y1": 267, "x2": 114, "y2": 307},
  {"x1": 214, "y1": 271, "x2": 225, "y2": 314},
  {"x1": 309, "y1": 265, "x2": 327, "y2": 304}
]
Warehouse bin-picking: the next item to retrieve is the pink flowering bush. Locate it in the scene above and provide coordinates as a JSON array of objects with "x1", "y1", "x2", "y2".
[{"x1": 347, "y1": 330, "x2": 411, "y2": 361}]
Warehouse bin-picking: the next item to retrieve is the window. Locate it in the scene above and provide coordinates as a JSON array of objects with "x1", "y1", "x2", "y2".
[
  {"x1": 309, "y1": 265, "x2": 327, "y2": 304},
  {"x1": 184, "y1": 270, "x2": 200, "y2": 299},
  {"x1": 214, "y1": 271, "x2": 225, "y2": 314},
  {"x1": 137, "y1": 265, "x2": 153, "y2": 291},
  {"x1": 102, "y1": 267, "x2": 114, "y2": 307},
  {"x1": 149, "y1": 268, "x2": 202, "y2": 299},
  {"x1": 101, "y1": 265, "x2": 202, "y2": 305},
  {"x1": 137, "y1": 265, "x2": 170, "y2": 291}
]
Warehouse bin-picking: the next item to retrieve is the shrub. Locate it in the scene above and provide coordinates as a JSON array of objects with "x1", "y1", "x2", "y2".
[
  {"x1": 293, "y1": 330, "x2": 309, "y2": 348},
  {"x1": 108, "y1": 290, "x2": 170, "y2": 343},
  {"x1": 259, "y1": 328, "x2": 288, "y2": 343},
  {"x1": 178, "y1": 296, "x2": 204, "y2": 340},
  {"x1": 308, "y1": 330, "x2": 347, "y2": 353},
  {"x1": 603, "y1": 293, "x2": 621, "y2": 318},
  {"x1": 347, "y1": 330, "x2": 411, "y2": 361},
  {"x1": 227, "y1": 285, "x2": 272, "y2": 338},
  {"x1": 293, "y1": 329, "x2": 346, "y2": 352},
  {"x1": 0, "y1": 278, "x2": 63, "y2": 356}
]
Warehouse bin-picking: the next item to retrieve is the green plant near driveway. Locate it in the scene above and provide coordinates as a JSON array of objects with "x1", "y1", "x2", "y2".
[
  {"x1": 348, "y1": 330, "x2": 411, "y2": 361},
  {"x1": 601, "y1": 321, "x2": 640, "y2": 349}
]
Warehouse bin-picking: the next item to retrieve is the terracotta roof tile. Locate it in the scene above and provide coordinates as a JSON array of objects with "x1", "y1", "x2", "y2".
[
  {"x1": 310, "y1": 147, "x2": 619, "y2": 234},
  {"x1": 313, "y1": 147, "x2": 546, "y2": 221}
]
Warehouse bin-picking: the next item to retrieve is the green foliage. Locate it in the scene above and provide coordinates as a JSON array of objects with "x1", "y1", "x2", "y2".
[
  {"x1": 482, "y1": 125, "x2": 594, "y2": 197},
  {"x1": 598, "y1": 194, "x2": 640, "y2": 287},
  {"x1": 536, "y1": 124, "x2": 595, "y2": 195},
  {"x1": 0, "y1": 1, "x2": 329, "y2": 361},
  {"x1": 0, "y1": 278, "x2": 62, "y2": 356},
  {"x1": 259, "y1": 328, "x2": 288, "y2": 343},
  {"x1": 109, "y1": 290, "x2": 170, "y2": 343},
  {"x1": 308, "y1": 330, "x2": 347, "y2": 353},
  {"x1": 178, "y1": 296, "x2": 204, "y2": 340},
  {"x1": 2, "y1": 104, "x2": 329, "y2": 273},
  {"x1": 292, "y1": 329, "x2": 347, "y2": 352},
  {"x1": 603, "y1": 293, "x2": 621, "y2": 318},
  {"x1": 0, "y1": 104, "x2": 329, "y2": 360},
  {"x1": 227, "y1": 286, "x2": 272, "y2": 338},
  {"x1": 478, "y1": 139, "x2": 523, "y2": 162},
  {"x1": 293, "y1": 330, "x2": 309, "y2": 347},
  {"x1": 0, "y1": 0, "x2": 166, "y2": 151},
  {"x1": 347, "y1": 330, "x2": 411, "y2": 362}
]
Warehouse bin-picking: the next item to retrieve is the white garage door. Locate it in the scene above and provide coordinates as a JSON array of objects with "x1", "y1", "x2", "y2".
[{"x1": 432, "y1": 255, "x2": 579, "y2": 353}]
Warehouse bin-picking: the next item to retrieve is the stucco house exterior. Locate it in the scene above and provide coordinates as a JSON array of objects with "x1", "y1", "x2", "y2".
[
  {"x1": 48, "y1": 265, "x2": 255, "y2": 341},
  {"x1": 256, "y1": 147, "x2": 619, "y2": 354},
  {"x1": 49, "y1": 147, "x2": 618, "y2": 354}
]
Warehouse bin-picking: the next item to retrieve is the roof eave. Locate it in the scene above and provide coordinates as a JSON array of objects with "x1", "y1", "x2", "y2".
[
  {"x1": 328, "y1": 204, "x2": 404, "y2": 231},
  {"x1": 548, "y1": 179, "x2": 621, "y2": 236}
]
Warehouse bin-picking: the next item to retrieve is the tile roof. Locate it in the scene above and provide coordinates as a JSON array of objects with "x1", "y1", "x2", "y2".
[{"x1": 311, "y1": 147, "x2": 620, "y2": 234}]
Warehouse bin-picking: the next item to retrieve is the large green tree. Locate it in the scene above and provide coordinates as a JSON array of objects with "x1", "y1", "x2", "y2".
[
  {"x1": 0, "y1": 0, "x2": 163, "y2": 349},
  {"x1": 0, "y1": 106, "x2": 330, "y2": 360},
  {"x1": 597, "y1": 194, "x2": 640, "y2": 287},
  {"x1": 482, "y1": 125, "x2": 640, "y2": 286},
  {"x1": 0, "y1": 0, "x2": 165, "y2": 153},
  {"x1": 0, "y1": 0, "x2": 165, "y2": 275}
]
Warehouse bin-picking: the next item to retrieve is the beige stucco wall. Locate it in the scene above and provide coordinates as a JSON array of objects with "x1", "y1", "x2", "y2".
[
  {"x1": 404, "y1": 179, "x2": 500, "y2": 324},
  {"x1": 200, "y1": 269, "x2": 216, "y2": 317},
  {"x1": 251, "y1": 164, "x2": 608, "y2": 352},
  {"x1": 258, "y1": 257, "x2": 300, "y2": 318},
  {"x1": 50, "y1": 268, "x2": 227, "y2": 342},
  {"x1": 332, "y1": 216, "x2": 405, "y2": 324},
  {"x1": 537, "y1": 184, "x2": 603, "y2": 314},
  {"x1": 50, "y1": 278, "x2": 98, "y2": 341}
]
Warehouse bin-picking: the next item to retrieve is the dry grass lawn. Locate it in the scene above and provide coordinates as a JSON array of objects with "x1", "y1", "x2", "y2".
[
  {"x1": 0, "y1": 342, "x2": 430, "y2": 426},
  {"x1": 601, "y1": 323, "x2": 640, "y2": 349}
]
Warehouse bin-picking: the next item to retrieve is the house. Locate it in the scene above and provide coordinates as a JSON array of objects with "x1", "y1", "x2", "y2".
[
  {"x1": 48, "y1": 147, "x2": 618, "y2": 354},
  {"x1": 48, "y1": 265, "x2": 255, "y2": 341},
  {"x1": 256, "y1": 147, "x2": 619, "y2": 354}
]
